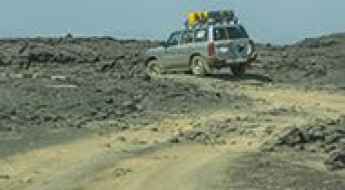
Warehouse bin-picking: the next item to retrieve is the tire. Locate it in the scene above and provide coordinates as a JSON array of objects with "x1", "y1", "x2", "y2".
[
  {"x1": 146, "y1": 60, "x2": 162, "y2": 78},
  {"x1": 190, "y1": 56, "x2": 210, "y2": 76},
  {"x1": 231, "y1": 64, "x2": 246, "y2": 77}
]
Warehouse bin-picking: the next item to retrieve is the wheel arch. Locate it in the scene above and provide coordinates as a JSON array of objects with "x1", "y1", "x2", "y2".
[
  {"x1": 189, "y1": 53, "x2": 202, "y2": 66},
  {"x1": 145, "y1": 56, "x2": 159, "y2": 66}
]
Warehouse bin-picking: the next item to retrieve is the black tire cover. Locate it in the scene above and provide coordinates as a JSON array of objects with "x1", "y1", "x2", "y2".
[{"x1": 231, "y1": 41, "x2": 252, "y2": 59}]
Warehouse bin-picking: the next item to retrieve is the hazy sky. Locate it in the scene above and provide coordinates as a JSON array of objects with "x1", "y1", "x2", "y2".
[{"x1": 1, "y1": 0, "x2": 344, "y2": 44}]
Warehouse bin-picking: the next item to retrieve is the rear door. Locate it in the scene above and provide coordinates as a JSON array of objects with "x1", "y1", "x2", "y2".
[
  {"x1": 213, "y1": 26, "x2": 251, "y2": 60},
  {"x1": 187, "y1": 28, "x2": 209, "y2": 58}
]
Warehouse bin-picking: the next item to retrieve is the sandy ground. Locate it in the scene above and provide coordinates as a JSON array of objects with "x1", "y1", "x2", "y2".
[{"x1": 1, "y1": 72, "x2": 345, "y2": 190}]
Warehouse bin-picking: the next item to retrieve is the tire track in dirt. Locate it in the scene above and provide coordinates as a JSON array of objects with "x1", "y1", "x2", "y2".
[{"x1": 111, "y1": 145, "x2": 254, "y2": 190}]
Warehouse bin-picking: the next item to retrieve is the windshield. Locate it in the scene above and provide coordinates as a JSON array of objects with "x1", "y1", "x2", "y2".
[{"x1": 214, "y1": 26, "x2": 249, "y2": 41}]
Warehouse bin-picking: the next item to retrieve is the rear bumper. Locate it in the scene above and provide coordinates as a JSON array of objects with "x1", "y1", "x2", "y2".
[{"x1": 207, "y1": 52, "x2": 258, "y2": 67}]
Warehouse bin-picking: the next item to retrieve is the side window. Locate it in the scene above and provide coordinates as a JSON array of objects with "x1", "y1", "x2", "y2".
[
  {"x1": 227, "y1": 26, "x2": 249, "y2": 39},
  {"x1": 194, "y1": 29, "x2": 208, "y2": 42},
  {"x1": 167, "y1": 32, "x2": 181, "y2": 46},
  {"x1": 181, "y1": 31, "x2": 193, "y2": 44},
  {"x1": 214, "y1": 28, "x2": 229, "y2": 41}
]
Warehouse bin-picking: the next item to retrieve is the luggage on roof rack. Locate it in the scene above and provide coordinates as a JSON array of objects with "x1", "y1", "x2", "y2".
[{"x1": 185, "y1": 10, "x2": 238, "y2": 29}]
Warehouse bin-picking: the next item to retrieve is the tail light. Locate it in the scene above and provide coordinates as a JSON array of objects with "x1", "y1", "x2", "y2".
[
  {"x1": 208, "y1": 42, "x2": 215, "y2": 57},
  {"x1": 248, "y1": 40, "x2": 255, "y2": 56}
]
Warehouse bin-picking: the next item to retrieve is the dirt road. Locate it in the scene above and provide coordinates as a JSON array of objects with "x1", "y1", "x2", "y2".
[{"x1": 1, "y1": 73, "x2": 345, "y2": 190}]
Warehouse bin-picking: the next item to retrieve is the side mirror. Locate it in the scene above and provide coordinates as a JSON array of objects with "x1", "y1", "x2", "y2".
[{"x1": 160, "y1": 41, "x2": 168, "y2": 48}]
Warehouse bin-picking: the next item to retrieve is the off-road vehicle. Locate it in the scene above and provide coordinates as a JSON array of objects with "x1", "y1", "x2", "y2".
[{"x1": 145, "y1": 23, "x2": 257, "y2": 77}]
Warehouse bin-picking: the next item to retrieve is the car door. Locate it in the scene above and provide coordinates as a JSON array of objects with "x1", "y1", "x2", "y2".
[
  {"x1": 161, "y1": 32, "x2": 182, "y2": 70},
  {"x1": 177, "y1": 30, "x2": 194, "y2": 70},
  {"x1": 213, "y1": 26, "x2": 250, "y2": 60},
  {"x1": 185, "y1": 28, "x2": 209, "y2": 61}
]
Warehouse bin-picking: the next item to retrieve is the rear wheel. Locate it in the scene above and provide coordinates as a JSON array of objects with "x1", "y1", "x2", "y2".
[
  {"x1": 231, "y1": 64, "x2": 246, "y2": 77},
  {"x1": 190, "y1": 56, "x2": 210, "y2": 76},
  {"x1": 146, "y1": 60, "x2": 162, "y2": 78}
]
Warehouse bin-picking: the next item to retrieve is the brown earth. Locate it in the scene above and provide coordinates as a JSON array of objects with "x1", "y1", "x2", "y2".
[{"x1": 1, "y1": 34, "x2": 345, "y2": 190}]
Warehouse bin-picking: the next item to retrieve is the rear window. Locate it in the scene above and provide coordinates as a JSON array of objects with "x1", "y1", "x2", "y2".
[
  {"x1": 214, "y1": 26, "x2": 248, "y2": 41},
  {"x1": 194, "y1": 29, "x2": 208, "y2": 42}
]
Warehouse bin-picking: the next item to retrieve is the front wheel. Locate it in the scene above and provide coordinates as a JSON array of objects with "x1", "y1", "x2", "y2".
[
  {"x1": 231, "y1": 64, "x2": 246, "y2": 77},
  {"x1": 146, "y1": 60, "x2": 162, "y2": 78},
  {"x1": 190, "y1": 56, "x2": 210, "y2": 76}
]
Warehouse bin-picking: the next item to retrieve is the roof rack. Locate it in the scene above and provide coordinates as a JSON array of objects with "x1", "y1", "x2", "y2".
[
  {"x1": 184, "y1": 10, "x2": 240, "y2": 30},
  {"x1": 185, "y1": 19, "x2": 240, "y2": 30}
]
